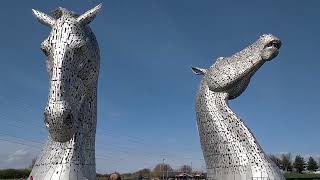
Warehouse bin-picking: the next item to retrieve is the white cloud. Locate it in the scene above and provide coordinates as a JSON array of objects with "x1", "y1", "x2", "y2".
[
  {"x1": 0, "y1": 141, "x2": 39, "y2": 169},
  {"x1": 7, "y1": 149, "x2": 30, "y2": 163}
]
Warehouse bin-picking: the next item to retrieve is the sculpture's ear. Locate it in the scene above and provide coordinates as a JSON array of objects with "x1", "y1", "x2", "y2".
[
  {"x1": 32, "y1": 9, "x2": 56, "y2": 27},
  {"x1": 77, "y1": 4, "x2": 102, "y2": 25},
  {"x1": 191, "y1": 67, "x2": 207, "y2": 75}
]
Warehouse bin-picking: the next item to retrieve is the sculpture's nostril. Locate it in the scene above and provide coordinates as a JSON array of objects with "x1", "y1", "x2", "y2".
[
  {"x1": 44, "y1": 110, "x2": 50, "y2": 127},
  {"x1": 64, "y1": 113, "x2": 73, "y2": 126},
  {"x1": 44, "y1": 121, "x2": 50, "y2": 128},
  {"x1": 44, "y1": 109, "x2": 49, "y2": 118},
  {"x1": 43, "y1": 104, "x2": 73, "y2": 128},
  {"x1": 44, "y1": 107, "x2": 74, "y2": 142}
]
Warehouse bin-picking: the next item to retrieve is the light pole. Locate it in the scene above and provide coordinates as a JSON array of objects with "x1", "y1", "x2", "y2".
[
  {"x1": 166, "y1": 161, "x2": 169, "y2": 179},
  {"x1": 160, "y1": 162, "x2": 162, "y2": 180},
  {"x1": 162, "y1": 158, "x2": 165, "y2": 180}
]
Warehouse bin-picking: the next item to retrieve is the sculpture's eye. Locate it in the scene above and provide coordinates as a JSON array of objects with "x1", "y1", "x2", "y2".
[
  {"x1": 41, "y1": 46, "x2": 51, "y2": 56},
  {"x1": 75, "y1": 45, "x2": 84, "y2": 52},
  {"x1": 265, "y1": 40, "x2": 281, "y2": 49},
  {"x1": 72, "y1": 40, "x2": 87, "y2": 51},
  {"x1": 73, "y1": 44, "x2": 87, "y2": 57},
  {"x1": 41, "y1": 39, "x2": 51, "y2": 57}
]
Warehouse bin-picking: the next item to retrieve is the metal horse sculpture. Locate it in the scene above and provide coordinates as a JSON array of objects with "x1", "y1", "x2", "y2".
[
  {"x1": 29, "y1": 4, "x2": 101, "y2": 180},
  {"x1": 192, "y1": 34, "x2": 285, "y2": 180}
]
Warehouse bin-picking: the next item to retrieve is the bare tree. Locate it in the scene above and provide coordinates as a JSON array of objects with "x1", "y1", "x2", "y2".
[
  {"x1": 28, "y1": 158, "x2": 37, "y2": 169},
  {"x1": 269, "y1": 154, "x2": 281, "y2": 168},
  {"x1": 281, "y1": 153, "x2": 292, "y2": 172},
  {"x1": 179, "y1": 165, "x2": 192, "y2": 174},
  {"x1": 153, "y1": 163, "x2": 173, "y2": 178}
]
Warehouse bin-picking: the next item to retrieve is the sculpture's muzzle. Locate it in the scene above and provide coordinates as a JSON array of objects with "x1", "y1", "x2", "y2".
[{"x1": 44, "y1": 101, "x2": 75, "y2": 142}]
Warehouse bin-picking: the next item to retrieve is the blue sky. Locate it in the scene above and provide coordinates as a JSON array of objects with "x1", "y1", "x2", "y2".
[{"x1": 0, "y1": 0, "x2": 320, "y2": 173}]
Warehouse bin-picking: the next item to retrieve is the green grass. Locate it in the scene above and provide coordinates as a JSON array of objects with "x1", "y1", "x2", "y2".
[{"x1": 284, "y1": 172, "x2": 320, "y2": 179}]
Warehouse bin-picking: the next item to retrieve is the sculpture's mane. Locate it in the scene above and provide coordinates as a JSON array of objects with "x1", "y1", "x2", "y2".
[{"x1": 52, "y1": 7, "x2": 78, "y2": 19}]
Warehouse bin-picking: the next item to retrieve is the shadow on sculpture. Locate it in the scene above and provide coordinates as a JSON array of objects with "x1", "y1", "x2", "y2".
[
  {"x1": 29, "y1": 4, "x2": 101, "y2": 180},
  {"x1": 192, "y1": 34, "x2": 285, "y2": 180}
]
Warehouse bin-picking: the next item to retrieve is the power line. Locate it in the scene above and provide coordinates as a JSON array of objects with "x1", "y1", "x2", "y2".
[
  {"x1": 0, "y1": 138, "x2": 41, "y2": 149},
  {"x1": 0, "y1": 136, "x2": 205, "y2": 173},
  {"x1": 0, "y1": 97, "x2": 199, "y2": 153},
  {"x1": 0, "y1": 122, "x2": 199, "y2": 162},
  {"x1": 0, "y1": 111, "x2": 199, "y2": 159},
  {"x1": 0, "y1": 132, "x2": 171, "y2": 163}
]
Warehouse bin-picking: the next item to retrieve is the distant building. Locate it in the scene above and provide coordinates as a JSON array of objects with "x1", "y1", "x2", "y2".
[{"x1": 175, "y1": 172, "x2": 205, "y2": 180}]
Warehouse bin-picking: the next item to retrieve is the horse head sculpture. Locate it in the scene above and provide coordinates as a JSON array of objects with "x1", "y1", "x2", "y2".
[
  {"x1": 192, "y1": 34, "x2": 281, "y2": 100},
  {"x1": 29, "y1": 4, "x2": 101, "y2": 180},
  {"x1": 33, "y1": 4, "x2": 101, "y2": 142},
  {"x1": 192, "y1": 34, "x2": 285, "y2": 180}
]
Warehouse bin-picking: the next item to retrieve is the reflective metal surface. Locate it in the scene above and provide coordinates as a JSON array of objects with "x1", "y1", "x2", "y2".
[
  {"x1": 29, "y1": 4, "x2": 101, "y2": 180},
  {"x1": 192, "y1": 34, "x2": 285, "y2": 180}
]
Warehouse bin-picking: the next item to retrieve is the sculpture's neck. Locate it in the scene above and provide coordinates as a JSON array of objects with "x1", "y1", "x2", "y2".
[
  {"x1": 33, "y1": 92, "x2": 97, "y2": 179},
  {"x1": 197, "y1": 81, "x2": 263, "y2": 152},
  {"x1": 196, "y1": 82, "x2": 276, "y2": 178}
]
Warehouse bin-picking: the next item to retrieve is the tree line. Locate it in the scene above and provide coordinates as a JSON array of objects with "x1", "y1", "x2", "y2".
[
  {"x1": 1, "y1": 154, "x2": 319, "y2": 179},
  {"x1": 269, "y1": 153, "x2": 319, "y2": 173},
  {"x1": 98, "y1": 163, "x2": 200, "y2": 179}
]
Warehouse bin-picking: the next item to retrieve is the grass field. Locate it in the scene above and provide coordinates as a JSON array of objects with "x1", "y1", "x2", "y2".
[{"x1": 284, "y1": 172, "x2": 320, "y2": 179}]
